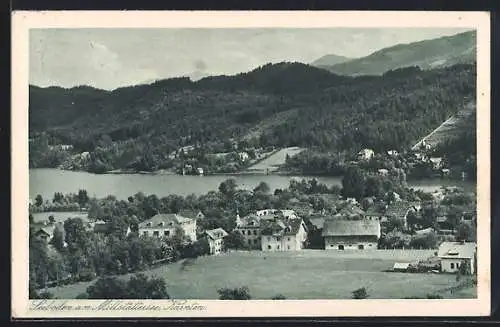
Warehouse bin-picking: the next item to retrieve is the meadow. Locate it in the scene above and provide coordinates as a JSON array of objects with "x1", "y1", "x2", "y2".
[{"x1": 45, "y1": 250, "x2": 476, "y2": 300}]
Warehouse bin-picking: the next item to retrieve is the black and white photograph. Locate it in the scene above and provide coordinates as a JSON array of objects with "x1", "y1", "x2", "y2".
[{"x1": 12, "y1": 11, "x2": 490, "y2": 318}]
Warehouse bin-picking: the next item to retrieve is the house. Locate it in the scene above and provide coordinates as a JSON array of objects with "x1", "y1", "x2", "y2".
[
  {"x1": 260, "y1": 218, "x2": 308, "y2": 252},
  {"x1": 429, "y1": 157, "x2": 443, "y2": 170},
  {"x1": 238, "y1": 152, "x2": 250, "y2": 162},
  {"x1": 364, "y1": 207, "x2": 384, "y2": 221},
  {"x1": 356, "y1": 148, "x2": 375, "y2": 161},
  {"x1": 288, "y1": 202, "x2": 314, "y2": 218},
  {"x1": 382, "y1": 201, "x2": 420, "y2": 228},
  {"x1": 255, "y1": 209, "x2": 298, "y2": 219},
  {"x1": 387, "y1": 150, "x2": 399, "y2": 157},
  {"x1": 138, "y1": 214, "x2": 197, "y2": 243},
  {"x1": 378, "y1": 168, "x2": 389, "y2": 176},
  {"x1": 204, "y1": 228, "x2": 228, "y2": 255},
  {"x1": 308, "y1": 214, "x2": 329, "y2": 230},
  {"x1": 322, "y1": 220, "x2": 381, "y2": 250},
  {"x1": 234, "y1": 214, "x2": 267, "y2": 249},
  {"x1": 34, "y1": 226, "x2": 56, "y2": 243},
  {"x1": 179, "y1": 209, "x2": 205, "y2": 221},
  {"x1": 437, "y1": 241, "x2": 476, "y2": 274}
]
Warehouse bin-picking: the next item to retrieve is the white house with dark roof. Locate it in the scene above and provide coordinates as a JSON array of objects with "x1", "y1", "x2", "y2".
[
  {"x1": 138, "y1": 213, "x2": 197, "y2": 242},
  {"x1": 260, "y1": 218, "x2": 308, "y2": 252},
  {"x1": 437, "y1": 241, "x2": 476, "y2": 274},
  {"x1": 204, "y1": 228, "x2": 228, "y2": 255},
  {"x1": 322, "y1": 219, "x2": 381, "y2": 250}
]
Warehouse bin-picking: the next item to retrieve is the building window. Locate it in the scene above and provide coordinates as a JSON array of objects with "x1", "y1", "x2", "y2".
[
  {"x1": 287, "y1": 245, "x2": 290, "y2": 250},
  {"x1": 254, "y1": 239, "x2": 258, "y2": 245},
  {"x1": 288, "y1": 237, "x2": 290, "y2": 241},
  {"x1": 253, "y1": 230, "x2": 257, "y2": 235},
  {"x1": 277, "y1": 245, "x2": 280, "y2": 250},
  {"x1": 164, "y1": 230, "x2": 170, "y2": 236},
  {"x1": 248, "y1": 239, "x2": 252, "y2": 245},
  {"x1": 450, "y1": 263, "x2": 455, "y2": 269},
  {"x1": 143, "y1": 231, "x2": 148, "y2": 236},
  {"x1": 268, "y1": 245, "x2": 272, "y2": 250},
  {"x1": 153, "y1": 231, "x2": 159, "y2": 237}
]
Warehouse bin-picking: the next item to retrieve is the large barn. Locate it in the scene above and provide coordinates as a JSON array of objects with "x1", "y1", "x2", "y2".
[{"x1": 322, "y1": 219, "x2": 381, "y2": 250}]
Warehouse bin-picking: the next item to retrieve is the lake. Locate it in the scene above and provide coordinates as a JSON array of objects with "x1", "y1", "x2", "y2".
[{"x1": 29, "y1": 168, "x2": 475, "y2": 200}]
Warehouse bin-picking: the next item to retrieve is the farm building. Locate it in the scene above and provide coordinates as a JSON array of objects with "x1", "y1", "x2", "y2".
[
  {"x1": 322, "y1": 220, "x2": 381, "y2": 250},
  {"x1": 260, "y1": 218, "x2": 308, "y2": 252},
  {"x1": 437, "y1": 241, "x2": 476, "y2": 274}
]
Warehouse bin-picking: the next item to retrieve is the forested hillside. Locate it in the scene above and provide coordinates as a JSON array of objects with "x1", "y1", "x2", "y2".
[
  {"x1": 29, "y1": 61, "x2": 476, "y2": 173},
  {"x1": 321, "y1": 31, "x2": 476, "y2": 76}
]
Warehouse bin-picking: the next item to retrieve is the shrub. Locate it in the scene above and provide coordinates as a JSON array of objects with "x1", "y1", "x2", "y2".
[
  {"x1": 217, "y1": 286, "x2": 251, "y2": 300},
  {"x1": 352, "y1": 287, "x2": 368, "y2": 299},
  {"x1": 271, "y1": 294, "x2": 286, "y2": 300}
]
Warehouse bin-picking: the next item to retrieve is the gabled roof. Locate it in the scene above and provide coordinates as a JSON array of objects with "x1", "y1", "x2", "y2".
[
  {"x1": 35, "y1": 226, "x2": 55, "y2": 236},
  {"x1": 261, "y1": 218, "x2": 306, "y2": 237},
  {"x1": 205, "y1": 228, "x2": 228, "y2": 240},
  {"x1": 138, "y1": 214, "x2": 193, "y2": 229},
  {"x1": 437, "y1": 242, "x2": 476, "y2": 259},
  {"x1": 384, "y1": 201, "x2": 416, "y2": 218},
  {"x1": 178, "y1": 209, "x2": 204, "y2": 219},
  {"x1": 322, "y1": 220, "x2": 381, "y2": 237},
  {"x1": 335, "y1": 205, "x2": 365, "y2": 217}
]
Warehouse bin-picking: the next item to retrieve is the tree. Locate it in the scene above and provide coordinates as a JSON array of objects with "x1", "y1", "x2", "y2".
[
  {"x1": 456, "y1": 222, "x2": 475, "y2": 242},
  {"x1": 253, "y1": 181, "x2": 270, "y2": 195},
  {"x1": 341, "y1": 166, "x2": 366, "y2": 200},
  {"x1": 86, "y1": 277, "x2": 128, "y2": 299},
  {"x1": 35, "y1": 194, "x2": 43, "y2": 207},
  {"x1": 223, "y1": 231, "x2": 245, "y2": 250},
  {"x1": 50, "y1": 226, "x2": 65, "y2": 252},
  {"x1": 217, "y1": 286, "x2": 251, "y2": 300},
  {"x1": 53, "y1": 192, "x2": 64, "y2": 204},
  {"x1": 127, "y1": 273, "x2": 170, "y2": 299},
  {"x1": 352, "y1": 287, "x2": 368, "y2": 299},
  {"x1": 48, "y1": 215, "x2": 55, "y2": 224},
  {"x1": 78, "y1": 189, "x2": 89, "y2": 207},
  {"x1": 218, "y1": 179, "x2": 238, "y2": 197}
]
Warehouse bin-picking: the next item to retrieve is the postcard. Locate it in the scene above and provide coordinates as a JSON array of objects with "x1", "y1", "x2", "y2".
[{"x1": 12, "y1": 10, "x2": 490, "y2": 318}]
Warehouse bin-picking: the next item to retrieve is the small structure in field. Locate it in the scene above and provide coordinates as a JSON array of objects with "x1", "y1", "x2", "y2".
[
  {"x1": 393, "y1": 262, "x2": 411, "y2": 272},
  {"x1": 437, "y1": 241, "x2": 476, "y2": 275}
]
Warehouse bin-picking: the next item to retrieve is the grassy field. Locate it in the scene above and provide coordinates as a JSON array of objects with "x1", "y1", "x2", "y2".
[
  {"x1": 411, "y1": 101, "x2": 475, "y2": 150},
  {"x1": 45, "y1": 250, "x2": 476, "y2": 300},
  {"x1": 246, "y1": 147, "x2": 304, "y2": 173}
]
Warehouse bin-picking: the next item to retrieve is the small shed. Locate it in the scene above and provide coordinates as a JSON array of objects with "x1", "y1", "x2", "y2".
[{"x1": 393, "y1": 262, "x2": 410, "y2": 272}]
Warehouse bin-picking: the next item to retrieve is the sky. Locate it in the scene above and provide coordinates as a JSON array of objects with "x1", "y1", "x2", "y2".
[{"x1": 30, "y1": 28, "x2": 471, "y2": 90}]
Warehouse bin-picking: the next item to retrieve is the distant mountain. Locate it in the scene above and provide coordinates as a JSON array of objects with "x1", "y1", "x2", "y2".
[
  {"x1": 321, "y1": 31, "x2": 476, "y2": 76},
  {"x1": 310, "y1": 54, "x2": 353, "y2": 67}
]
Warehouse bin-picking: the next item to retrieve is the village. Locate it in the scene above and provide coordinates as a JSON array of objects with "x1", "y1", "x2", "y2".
[{"x1": 31, "y1": 176, "x2": 477, "y2": 284}]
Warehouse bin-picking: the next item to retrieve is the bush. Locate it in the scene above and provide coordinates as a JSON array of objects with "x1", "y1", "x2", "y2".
[
  {"x1": 217, "y1": 286, "x2": 251, "y2": 300},
  {"x1": 352, "y1": 287, "x2": 368, "y2": 299},
  {"x1": 271, "y1": 294, "x2": 286, "y2": 300}
]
